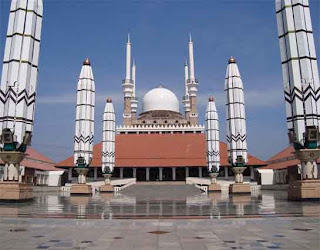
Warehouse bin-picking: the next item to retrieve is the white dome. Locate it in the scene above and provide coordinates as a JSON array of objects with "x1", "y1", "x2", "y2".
[{"x1": 142, "y1": 86, "x2": 179, "y2": 113}]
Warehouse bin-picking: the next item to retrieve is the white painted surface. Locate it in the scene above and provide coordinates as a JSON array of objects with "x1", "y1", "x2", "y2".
[{"x1": 142, "y1": 86, "x2": 179, "y2": 113}]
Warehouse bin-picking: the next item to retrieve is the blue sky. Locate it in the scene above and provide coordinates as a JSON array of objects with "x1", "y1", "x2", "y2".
[{"x1": 0, "y1": 0, "x2": 319, "y2": 162}]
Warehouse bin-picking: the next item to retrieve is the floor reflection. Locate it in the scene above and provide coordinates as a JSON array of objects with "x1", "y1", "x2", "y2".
[{"x1": 0, "y1": 188, "x2": 319, "y2": 219}]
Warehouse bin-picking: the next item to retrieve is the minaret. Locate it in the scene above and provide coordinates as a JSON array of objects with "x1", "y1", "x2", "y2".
[
  {"x1": 225, "y1": 57, "x2": 248, "y2": 168},
  {"x1": 206, "y1": 97, "x2": 220, "y2": 174},
  {"x1": 275, "y1": 0, "x2": 320, "y2": 181},
  {"x1": 130, "y1": 59, "x2": 138, "y2": 120},
  {"x1": 122, "y1": 34, "x2": 134, "y2": 126},
  {"x1": 187, "y1": 34, "x2": 199, "y2": 125},
  {"x1": 102, "y1": 98, "x2": 116, "y2": 175},
  {"x1": 74, "y1": 58, "x2": 95, "y2": 172},
  {"x1": 182, "y1": 60, "x2": 190, "y2": 120},
  {"x1": 0, "y1": 0, "x2": 43, "y2": 184}
]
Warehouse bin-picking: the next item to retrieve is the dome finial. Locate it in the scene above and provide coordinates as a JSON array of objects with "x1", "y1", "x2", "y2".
[
  {"x1": 106, "y1": 98, "x2": 112, "y2": 103},
  {"x1": 83, "y1": 58, "x2": 91, "y2": 66},
  {"x1": 209, "y1": 96, "x2": 214, "y2": 102},
  {"x1": 228, "y1": 56, "x2": 236, "y2": 64}
]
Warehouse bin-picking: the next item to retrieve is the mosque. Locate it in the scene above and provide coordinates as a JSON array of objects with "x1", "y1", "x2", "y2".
[{"x1": 56, "y1": 35, "x2": 266, "y2": 182}]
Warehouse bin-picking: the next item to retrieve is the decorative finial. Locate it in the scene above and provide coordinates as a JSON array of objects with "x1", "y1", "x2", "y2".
[
  {"x1": 133, "y1": 58, "x2": 136, "y2": 66},
  {"x1": 184, "y1": 58, "x2": 188, "y2": 66},
  {"x1": 209, "y1": 96, "x2": 214, "y2": 102},
  {"x1": 127, "y1": 33, "x2": 130, "y2": 43},
  {"x1": 228, "y1": 56, "x2": 236, "y2": 64},
  {"x1": 106, "y1": 98, "x2": 112, "y2": 103},
  {"x1": 189, "y1": 33, "x2": 192, "y2": 42},
  {"x1": 83, "y1": 58, "x2": 91, "y2": 66}
]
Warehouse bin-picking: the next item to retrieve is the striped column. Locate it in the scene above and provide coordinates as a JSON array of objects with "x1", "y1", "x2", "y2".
[{"x1": 0, "y1": 0, "x2": 43, "y2": 147}]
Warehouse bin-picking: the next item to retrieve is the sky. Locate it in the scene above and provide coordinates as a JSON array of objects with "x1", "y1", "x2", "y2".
[{"x1": 0, "y1": 0, "x2": 319, "y2": 162}]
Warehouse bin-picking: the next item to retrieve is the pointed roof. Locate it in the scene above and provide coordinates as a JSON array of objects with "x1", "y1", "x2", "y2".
[
  {"x1": 56, "y1": 134, "x2": 266, "y2": 168},
  {"x1": 263, "y1": 146, "x2": 320, "y2": 170},
  {"x1": 0, "y1": 147, "x2": 60, "y2": 171},
  {"x1": 83, "y1": 58, "x2": 91, "y2": 66}
]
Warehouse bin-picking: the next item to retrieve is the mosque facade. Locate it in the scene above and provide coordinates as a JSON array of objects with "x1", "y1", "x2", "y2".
[{"x1": 56, "y1": 35, "x2": 266, "y2": 183}]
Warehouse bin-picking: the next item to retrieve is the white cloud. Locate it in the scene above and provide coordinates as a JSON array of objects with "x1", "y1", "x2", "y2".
[{"x1": 197, "y1": 89, "x2": 283, "y2": 108}]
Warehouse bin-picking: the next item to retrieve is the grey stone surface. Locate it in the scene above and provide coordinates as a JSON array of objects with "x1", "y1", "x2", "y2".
[
  {"x1": 0, "y1": 185, "x2": 319, "y2": 249},
  {"x1": 0, "y1": 217, "x2": 319, "y2": 249}
]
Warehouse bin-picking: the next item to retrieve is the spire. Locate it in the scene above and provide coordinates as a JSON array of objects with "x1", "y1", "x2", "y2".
[
  {"x1": 125, "y1": 34, "x2": 131, "y2": 80},
  {"x1": 188, "y1": 33, "x2": 195, "y2": 81},
  {"x1": 83, "y1": 58, "x2": 91, "y2": 66},
  {"x1": 184, "y1": 60, "x2": 189, "y2": 96},
  {"x1": 228, "y1": 56, "x2": 236, "y2": 64},
  {"x1": 132, "y1": 58, "x2": 136, "y2": 96},
  {"x1": 189, "y1": 33, "x2": 192, "y2": 43}
]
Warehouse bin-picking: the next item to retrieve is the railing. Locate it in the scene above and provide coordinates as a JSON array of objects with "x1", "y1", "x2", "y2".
[{"x1": 112, "y1": 178, "x2": 136, "y2": 192}]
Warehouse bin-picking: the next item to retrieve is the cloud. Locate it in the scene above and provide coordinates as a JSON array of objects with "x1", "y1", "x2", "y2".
[
  {"x1": 197, "y1": 89, "x2": 283, "y2": 108},
  {"x1": 37, "y1": 92, "x2": 124, "y2": 105}
]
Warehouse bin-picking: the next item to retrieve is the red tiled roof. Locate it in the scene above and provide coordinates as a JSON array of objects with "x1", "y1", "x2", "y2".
[
  {"x1": 0, "y1": 147, "x2": 60, "y2": 171},
  {"x1": 263, "y1": 146, "x2": 320, "y2": 170},
  {"x1": 56, "y1": 133, "x2": 266, "y2": 168}
]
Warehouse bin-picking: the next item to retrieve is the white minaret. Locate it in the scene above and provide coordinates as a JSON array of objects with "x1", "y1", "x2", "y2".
[
  {"x1": 130, "y1": 59, "x2": 138, "y2": 119},
  {"x1": 187, "y1": 34, "x2": 199, "y2": 125},
  {"x1": 182, "y1": 60, "x2": 191, "y2": 120},
  {"x1": 206, "y1": 97, "x2": 220, "y2": 173},
  {"x1": 275, "y1": 0, "x2": 320, "y2": 181},
  {"x1": 0, "y1": 0, "x2": 43, "y2": 149},
  {"x1": 102, "y1": 98, "x2": 116, "y2": 175},
  {"x1": 275, "y1": 0, "x2": 320, "y2": 147},
  {"x1": 225, "y1": 57, "x2": 248, "y2": 167},
  {"x1": 74, "y1": 58, "x2": 95, "y2": 169},
  {"x1": 122, "y1": 34, "x2": 134, "y2": 125}
]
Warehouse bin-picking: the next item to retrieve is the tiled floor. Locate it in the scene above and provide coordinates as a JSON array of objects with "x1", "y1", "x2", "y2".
[
  {"x1": 0, "y1": 216, "x2": 319, "y2": 249},
  {"x1": 0, "y1": 185, "x2": 319, "y2": 249}
]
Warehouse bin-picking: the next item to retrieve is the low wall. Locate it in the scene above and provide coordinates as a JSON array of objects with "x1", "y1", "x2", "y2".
[
  {"x1": 33, "y1": 186, "x2": 61, "y2": 192},
  {"x1": 261, "y1": 184, "x2": 289, "y2": 190}
]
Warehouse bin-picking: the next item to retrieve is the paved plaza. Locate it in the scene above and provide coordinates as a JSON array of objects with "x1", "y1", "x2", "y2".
[
  {"x1": 0, "y1": 185, "x2": 319, "y2": 249},
  {"x1": 0, "y1": 216, "x2": 319, "y2": 250}
]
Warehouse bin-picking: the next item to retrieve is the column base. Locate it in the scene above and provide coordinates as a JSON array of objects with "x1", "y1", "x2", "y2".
[
  {"x1": 288, "y1": 180, "x2": 320, "y2": 201},
  {"x1": 208, "y1": 184, "x2": 221, "y2": 192},
  {"x1": 70, "y1": 184, "x2": 92, "y2": 195},
  {"x1": 0, "y1": 182, "x2": 33, "y2": 201},
  {"x1": 100, "y1": 184, "x2": 114, "y2": 193},
  {"x1": 229, "y1": 183, "x2": 251, "y2": 194}
]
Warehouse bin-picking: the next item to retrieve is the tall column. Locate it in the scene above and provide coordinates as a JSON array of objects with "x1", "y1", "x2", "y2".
[
  {"x1": 68, "y1": 168, "x2": 72, "y2": 182},
  {"x1": 0, "y1": 0, "x2": 43, "y2": 146},
  {"x1": 199, "y1": 167, "x2": 202, "y2": 178},
  {"x1": 275, "y1": 0, "x2": 320, "y2": 182},
  {"x1": 187, "y1": 34, "x2": 198, "y2": 126},
  {"x1": 133, "y1": 168, "x2": 136, "y2": 178},
  {"x1": 224, "y1": 166, "x2": 229, "y2": 179},
  {"x1": 206, "y1": 96, "x2": 220, "y2": 174},
  {"x1": 185, "y1": 167, "x2": 189, "y2": 178},
  {"x1": 130, "y1": 59, "x2": 138, "y2": 121},
  {"x1": 183, "y1": 61, "x2": 190, "y2": 121},
  {"x1": 146, "y1": 168, "x2": 150, "y2": 181},
  {"x1": 120, "y1": 168, "x2": 124, "y2": 179},
  {"x1": 122, "y1": 34, "x2": 134, "y2": 126},
  {"x1": 102, "y1": 99, "x2": 116, "y2": 175},
  {"x1": 94, "y1": 168, "x2": 98, "y2": 181},
  {"x1": 159, "y1": 167, "x2": 163, "y2": 181},
  {"x1": 225, "y1": 57, "x2": 248, "y2": 168},
  {"x1": 74, "y1": 58, "x2": 95, "y2": 169},
  {"x1": 172, "y1": 168, "x2": 176, "y2": 181},
  {"x1": 250, "y1": 166, "x2": 254, "y2": 181}
]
